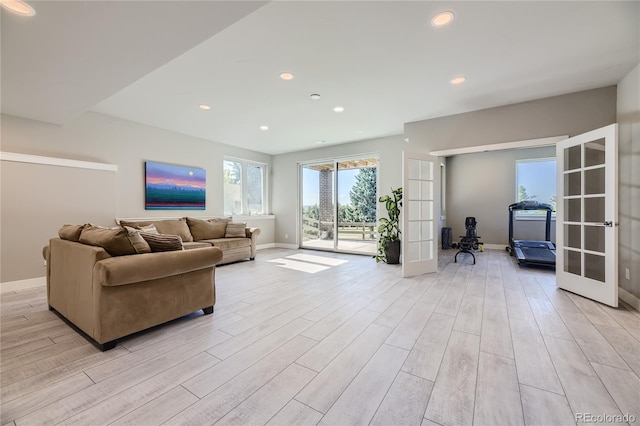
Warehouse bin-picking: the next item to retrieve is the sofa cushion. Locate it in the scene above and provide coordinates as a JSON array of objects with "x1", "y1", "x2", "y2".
[
  {"x1": 187, "y1": 217, "x2": 230, "y2": 240},
  {"x1": 200, "y1": 237, "x2": 250, "y2": 250},
  {"x1": 79, "y1": 225, "x2": 138, "y2": 256},
  {"x1": 58, "y1": 224, "x2": 85, "y2": 242},
  {"x1": 120, "y1": 219, "x2": 193, "y2": 242},
  {"x1": 140, "y1": 232, "x2": 184, "y2": 252},
  {"x1": 183, "y1": 241, "x2": 213, "y2": 250},
  {"x1": 224, "y1": 222, "x2": 247, "y2": 238},
  {"x1": 123, "y1": 226, "x2": 152, "y2": 254}
]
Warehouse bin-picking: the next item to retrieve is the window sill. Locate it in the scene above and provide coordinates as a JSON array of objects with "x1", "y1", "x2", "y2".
[{"x1": 232, "y1": 214, "x2": 275, "y2": 221}]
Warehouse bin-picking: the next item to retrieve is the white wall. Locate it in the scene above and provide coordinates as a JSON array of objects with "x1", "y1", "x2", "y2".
[
  {"x1": 1, "y1": 112, "x2": 275, "y2": 281},
  {"x1": 617, "y1": 63, "x2": 640, "y2": 301}
]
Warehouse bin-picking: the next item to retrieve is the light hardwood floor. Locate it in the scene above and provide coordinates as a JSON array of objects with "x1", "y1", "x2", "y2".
[{"x1": 1, "y1": 248, "x2": 639, "y2": 426}]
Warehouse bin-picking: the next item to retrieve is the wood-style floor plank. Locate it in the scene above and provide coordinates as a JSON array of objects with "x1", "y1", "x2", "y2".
[
  {"x1": 424, "y1": 331, "x2": 480, "y2": 426},
  {"x1": 401, "y1": 313, "x2": 455, "y2": 382},
  {"x1": 264, "y1": 400, "x2": 323, "y2": 426},
  {"x1": 370, "y1": 371, "x2": 433, "y2": 426},
  {"x1": 543, "y1": 335, "x2": 624, "y2": 421},
  {"x1": 318, "y1": 344, "x2": 408, "y2": 426},
  {"x1": 509, "y1": 317, "x2": 564, "y2": 394},
  {"x1": 473, "y1": 352, "x2": 524, "y2": 426},
  {"x1": 519, "y1": 384, "x2": 576, "y2": 426}
]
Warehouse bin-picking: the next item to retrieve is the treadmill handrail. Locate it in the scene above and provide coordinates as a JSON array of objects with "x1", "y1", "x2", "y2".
[{"x1": 508, "y1": 200, "x2": 553, "y2": 212}]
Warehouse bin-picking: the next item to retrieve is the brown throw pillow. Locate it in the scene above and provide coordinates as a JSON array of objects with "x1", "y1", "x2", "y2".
[
  {"x1": 79, "y1": 225, "x2": 137, "y2": 256},
  {"x1": 124, "y1": 226, "x2": 151, "y2": 254},
  {"x1": 153, "y1": 218, "x2": 193, "y2": 242},
  {"x1": 58, "y1": 224, "x2": 85, "y2": 242},
  {"x1": 187, "y1": 217, "x2": 230, "y2": 240},
  {"x1": 224, "y1": 222, "x2": 247, "y2": 238},
  {"x1": 140, "y1": 233, "x2": 184, "y2": 252}
]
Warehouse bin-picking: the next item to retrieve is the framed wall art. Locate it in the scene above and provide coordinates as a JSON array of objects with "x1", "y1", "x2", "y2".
[{"x1": 145, "y1": 161, "x2": 205, "y2": 210}]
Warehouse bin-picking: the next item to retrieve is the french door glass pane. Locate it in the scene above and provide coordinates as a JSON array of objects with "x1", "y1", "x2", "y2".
[
  {"x1": 565, "y1": 171, "x2": 581, "y2": 196},
  {"x1": 565, "y1": 145, "x2": 581, "y2": 170},
  {"x1": 584, "y1": 139, "x2": 606, "y2": 167},
  {"x1": 584, "y1": 197, "x2": 605, "y2": 223},
  {"x1": 564, "y1": 249, "x2": 581, "y2": 276},
  {"x1": 585, "y1": 253, "x2": 605, "y2": 282},
  {"x1": 584, "y1": 225, "x2": 605, "y2": 253},
  {"x1": 584, "y1": 168, "x2": 605, "y2": 194},
  {"x1": 565, "y1": 198, "x2": 581, "y2": 222},
  {"x1": 565, "y1": 224, "x2": 581, "y2": 249}
]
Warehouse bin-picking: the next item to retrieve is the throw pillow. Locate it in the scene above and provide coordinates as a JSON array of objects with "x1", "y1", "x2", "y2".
[
  {"x1": 124, "y1": 226, "x2": 151, "y2": 254},
  {"x1": 225, "y1": 222, "x2": 247, "y2": 238},
  {"x1": 79, "y1": 225, "x2": 138, "y2": 256},
  {"x1": 140, "y1": 232, "x2": 184, "y2": 252},
  {"x1": 187, "y1": 217, "x2": 230, "y2": 240},
  {"x1": 154, "y1": 218, "x2": 193, "y2": 242},
  {"x1": 58, "y1": 224, "x2": 85, "y2": 242},
  {"x1": 136, "y1": 224, "x2": 159, "y2": 234}
]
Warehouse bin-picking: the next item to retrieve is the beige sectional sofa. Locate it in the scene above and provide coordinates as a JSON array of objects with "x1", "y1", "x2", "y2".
[
  {"x1": 43, "y1": 238, "x2": 222, "y2": 350},
  {"x1": 118, "y1": 217, "x2": 261, "y2": 265},
  {"x1": 42, "y1": 217, "x2": 260, "y2": 350}
]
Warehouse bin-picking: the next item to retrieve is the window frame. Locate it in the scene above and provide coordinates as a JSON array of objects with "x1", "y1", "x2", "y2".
[
  {"x1": 223, "y1": 156, "x2": 268, "y2": 216},
  {"x1": 515, "y1": 157, "x2": 557, "y2": 221}
]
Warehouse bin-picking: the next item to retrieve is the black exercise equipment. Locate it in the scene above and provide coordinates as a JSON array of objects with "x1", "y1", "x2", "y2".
[
  {"x1": 507, "y1": 200, "x2": 556, "y2": 267},
  {"x1": 455, "y1": 217, "x2": 483, "y2": 264},
  {"x1": 441, "y1": 227, "x2": 453, "y2": 249}
]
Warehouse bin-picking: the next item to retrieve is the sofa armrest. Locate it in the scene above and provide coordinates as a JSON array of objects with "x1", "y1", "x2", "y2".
[
  {"x1": 245, "y1": 227, "x2": 261, "y2": 258},
  {"x1": 94, "y1": 246, "x2": 223, "y2": 287}
]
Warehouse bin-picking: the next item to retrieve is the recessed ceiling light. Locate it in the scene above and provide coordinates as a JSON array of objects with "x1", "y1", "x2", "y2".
[
  {"x1": 1, "y1": 0, "x2": 36, "y2": 16},
  {"x1": 310, "y1": 94, "x2": 321, "y2": 100},
  {"x1": 431, "y1": 11, "x2": 454, "y2": 27},
  {"x1": 333, "y1": 106, "x2": 345, "y2": 113},
  {"x1": 357, "y1": 130, "x2": 363, "y2": 134},
  {"x1": 260, "y1": 125, "x2": 269, "y2": 131},
  {"x1": 316, "y1": 140, "x2": 326, "y2": 144},
  {"x1": 279, "y1": 72, "x2": 294, "y2": 80},
  {"x1": 199, "y1": 104, "x2": 211, "y2": 110},
  {"x1": 450, "y1": 76, "x2": 466, "y2": 84}
]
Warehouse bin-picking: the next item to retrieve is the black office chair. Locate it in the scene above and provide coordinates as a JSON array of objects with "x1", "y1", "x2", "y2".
[{"x1": 454, "y1": 217, "x2": 483, "y2": 264}]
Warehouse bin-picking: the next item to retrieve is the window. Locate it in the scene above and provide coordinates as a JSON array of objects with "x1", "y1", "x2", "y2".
[
  {"x1": 223, "y1": 158, "x2": 267, "y2": 215},
  {"x1": 515, "y1": 158, "x2": 556, "y2": 217}
]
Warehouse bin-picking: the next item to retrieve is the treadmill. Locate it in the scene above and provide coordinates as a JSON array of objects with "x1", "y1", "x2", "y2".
[{"x1": 507, "y1": 200, "x2": 556, "y2": 267}]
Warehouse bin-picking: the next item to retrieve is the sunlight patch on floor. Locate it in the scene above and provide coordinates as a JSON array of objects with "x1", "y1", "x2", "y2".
[
  {"x1": 285, "y1": 253, "x2": 349, "y2": 267},
  {"x1": 267, "y1": 258, "x2": 330, "y2": 274}
]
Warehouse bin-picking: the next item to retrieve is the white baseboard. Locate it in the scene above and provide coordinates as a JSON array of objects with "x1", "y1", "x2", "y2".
[
  {"x1": 256, "y1": 243, "x2": 276, "y2": 250},
  {"x1": 275, "y1": 243, "x2": 298, "y2": 250},
  {"x1": 480, "y1": 244, "x2": 506, "y2": 250},
  {"x1": 619, "y1": 287, "x2": 640, "y2": 311},
  {"x1": 1, "y1": 276, "x2": 46, "y2": 293}
]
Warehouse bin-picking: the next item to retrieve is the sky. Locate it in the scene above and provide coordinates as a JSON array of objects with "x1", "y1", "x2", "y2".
[{"x1": 302, "y1": 168, "x2": 358, "y2": 206}]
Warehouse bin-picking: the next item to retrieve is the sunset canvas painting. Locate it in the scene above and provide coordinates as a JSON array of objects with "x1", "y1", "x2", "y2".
[{"x1": 145, "y1": 161, "x2": 206, "y2": 209}]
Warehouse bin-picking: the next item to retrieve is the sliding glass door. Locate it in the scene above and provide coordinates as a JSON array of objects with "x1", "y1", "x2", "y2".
[{"x1": 300, "y1": 157, "x2": 378, "y2": 255}]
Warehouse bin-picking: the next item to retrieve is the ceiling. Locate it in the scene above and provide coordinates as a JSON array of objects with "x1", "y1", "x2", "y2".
[{"x1": 2, "y1": 1, "x2": 638, "y2": 155}]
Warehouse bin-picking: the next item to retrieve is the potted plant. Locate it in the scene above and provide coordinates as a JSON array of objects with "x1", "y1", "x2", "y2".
[{"x1": 375, "y1": 187, "x2": 403, "y2": 263}]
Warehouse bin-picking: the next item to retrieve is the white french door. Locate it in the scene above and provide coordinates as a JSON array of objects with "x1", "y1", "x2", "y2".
[
  {"x1": 402, "y1": 151, "x2": 439, "y2": 277},
  {"x1": 556, "y1": 124, "x2": 618, "y2": 307}
]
